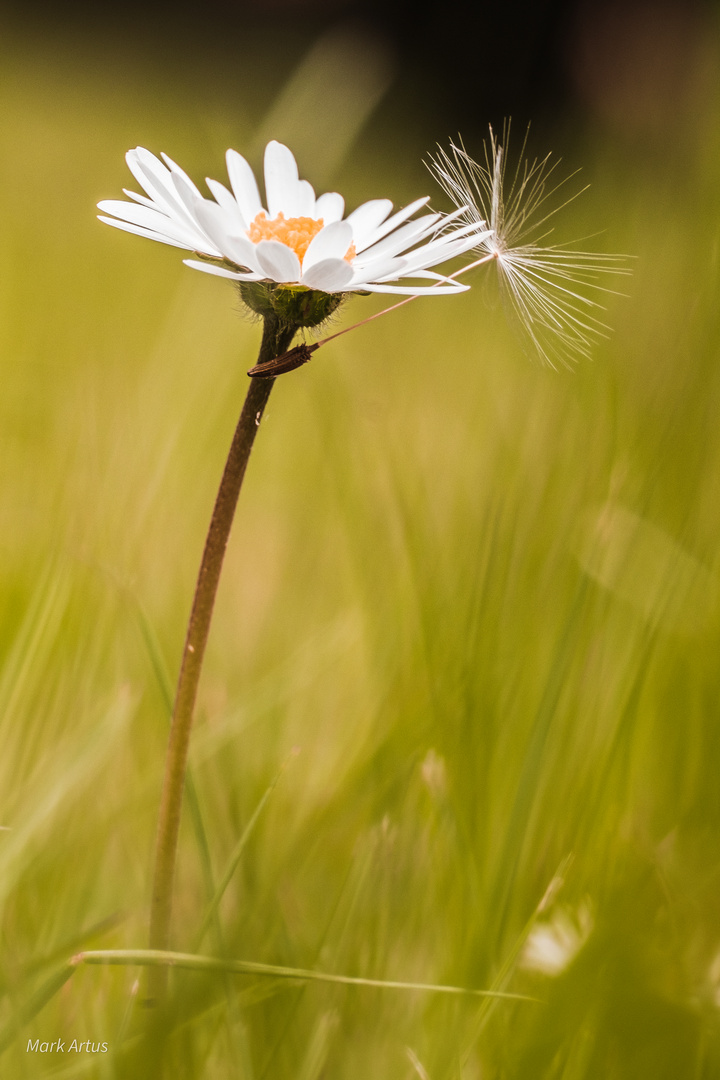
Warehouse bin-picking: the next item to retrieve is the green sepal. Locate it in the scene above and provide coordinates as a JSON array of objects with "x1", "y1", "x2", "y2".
[{"x1": 239, "y1": 282, "x2": 344, "y2": 329}]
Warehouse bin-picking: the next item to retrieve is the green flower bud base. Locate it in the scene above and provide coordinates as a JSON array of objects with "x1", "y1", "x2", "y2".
[{"x1": 239, "y1": 281, "x2": 344, "y2": 329}]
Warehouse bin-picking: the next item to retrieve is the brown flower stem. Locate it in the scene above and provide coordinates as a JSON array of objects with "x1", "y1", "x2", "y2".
[{"x1": 147, "y1": 314, "x2": 297, "y2": 1005}]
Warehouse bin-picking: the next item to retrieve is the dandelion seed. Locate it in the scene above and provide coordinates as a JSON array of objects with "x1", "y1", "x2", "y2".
[{"x1": 430, "y1": 124, "x2": 629, "y2": 368}]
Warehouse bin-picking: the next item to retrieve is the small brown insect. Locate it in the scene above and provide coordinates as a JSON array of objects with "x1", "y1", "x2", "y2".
[{"x1": 247, "y1": 343, "x2": 318, "y2": 378}]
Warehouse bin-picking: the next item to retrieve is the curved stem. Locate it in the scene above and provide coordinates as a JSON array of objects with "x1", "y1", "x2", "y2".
[{"x1": 147, "y1": 315, "x2": 297, "y2": 1003}]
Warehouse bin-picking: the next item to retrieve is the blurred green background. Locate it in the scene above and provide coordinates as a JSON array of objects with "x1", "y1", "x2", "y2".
[{"x1": 2, "y1": 4, "x2": 720, "y2": 1077}]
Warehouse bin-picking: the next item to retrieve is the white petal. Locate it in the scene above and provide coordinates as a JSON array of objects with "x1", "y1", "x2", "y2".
[
  {"x1": 160, "y1": 152, "x2": 203, "y2": 196},
  {"x1": 183, "y1": 259, "x2": 261, "y2": 281},
  {"x1": 264, "y1": 141, "x2": 300, "y2": 219},
  {"x1": 98, "y1": 215, "x2": 193, "y2": 251},
  {"x1": 128, "y1": 148, "x2": 195, "y2": 225},
  {"x1": 293, "y1": 179, "x2": 317, "y2": 218},
  {"x1": 399, "y1": 223, "x2": 491, "y2": 274},
  {"x1": 98, "y1": 198, "x2": 167, "y2": 226},
  {"x1": 394, "y1": 222, "x2": 484, "y2": 263},
  {"x1": 302, "y1": 221, "x2": 354, "y2": 271},
  {"x1": 349, "y1": 256, "x2": 408, "y2": 286},
  {"x1": 169, "y1": 174, "x2": 212, "y2": 225},
  {"x1": 168, "y1": 184, "x2": 234, "y2": 253},
  {"x1": 97, "y1": 200, "x2": 208, "y2": 250},
  {"x1": 345, "y1": 199, "x2": 393, "y2": 247},
  {"x1": 193, "y1": 201, "x2": 261, "y2": 269},
  {"x1": 315, "y1": 191, "x2": 345, "y2": 223},
  {"x1": 123, "y1": 188, "x2": 156, "y2": 209},
  {"x1": 359, "y1": 279, "x2": 469, "y2": 295},
  {"x1": 354, "y1": 196, "x2": 431, "y2": 253},
  {"x1": 128, "y1": 151, "x2": 213, "y2": 245},
  {"x1": 226, "y1": 148, "x2": 263, "y2": 223},
  {"x1": 124, "y1": 150, "x2": 169, "y2": 206},
  {"x1": 375, "y1": 268, "x2": 460, "y2": 285},
  {"x1": 190, "y1": 199, "x2": 233, "y2": 247},
  {"x1": 205, "y1": 178, "x2": 247, "y2": 229},
  {"x1": 355, "y1": 214, "x2": 442, "y2": 265},
  {"x1": 222, "y1": 233, "x2": 263, "y2": 272},
  {"x1": 300, "y1": 258, "x2": 354, "y2": 292},
  {"x1": 254, "y1": 240, "x2": 301, "y2": 282}
]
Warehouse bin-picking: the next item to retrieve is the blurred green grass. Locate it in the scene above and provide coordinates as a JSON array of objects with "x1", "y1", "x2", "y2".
[{"x1": 2, "y1": 19, "x2": 720, "y2": 1080}]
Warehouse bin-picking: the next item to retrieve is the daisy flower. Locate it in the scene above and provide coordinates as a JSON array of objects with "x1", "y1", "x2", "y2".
[
  {"x1": 98, "y1": 140, "x2": 491, "y2": 300},
  {"x1": 430, "y1": 126, "x2": 629, "y2": 367}
]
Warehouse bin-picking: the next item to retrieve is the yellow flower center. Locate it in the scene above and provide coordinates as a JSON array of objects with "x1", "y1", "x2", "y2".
[{"x1": 247, "y1": 211, "x2": 356, "y2": 264}]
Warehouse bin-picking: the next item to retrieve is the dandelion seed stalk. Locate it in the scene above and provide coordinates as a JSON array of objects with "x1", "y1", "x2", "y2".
[
  {"x1": 248, "y1": 253, "x2": 498, "y2": 378},
  {"x1": 147, "y1": 312, "x2": 298, "y2": 1004}
]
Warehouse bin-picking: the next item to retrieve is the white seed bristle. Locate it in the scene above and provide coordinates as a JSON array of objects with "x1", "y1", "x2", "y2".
[{"x1": 430, "y1": 124, "x2": 630, "y2": 369}]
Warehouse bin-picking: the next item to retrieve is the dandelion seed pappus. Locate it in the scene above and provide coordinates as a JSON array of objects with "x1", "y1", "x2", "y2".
[{"x1": 429, "y1": 124, "x2": 630, "y2": 368}]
